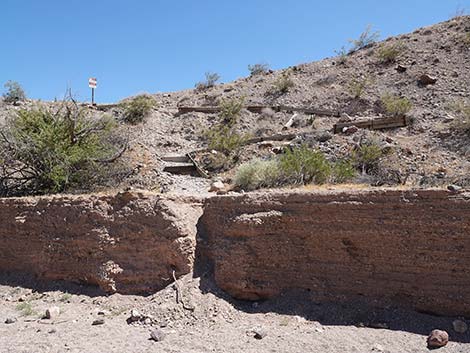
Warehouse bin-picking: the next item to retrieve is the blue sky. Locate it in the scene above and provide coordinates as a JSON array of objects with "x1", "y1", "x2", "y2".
[{"x1": 1, "y1": 0, "x2": 468, "y2": 103}]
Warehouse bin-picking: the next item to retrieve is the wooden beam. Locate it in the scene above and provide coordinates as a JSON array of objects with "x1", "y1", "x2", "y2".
[
  {"x1": 333, "y1": 116, "x2": 407, "y2": 134},
  {"x1": 177, "y1": 105, "x2": 340, "y2": 117}
]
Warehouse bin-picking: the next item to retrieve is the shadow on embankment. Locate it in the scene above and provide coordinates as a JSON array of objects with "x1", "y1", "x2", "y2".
[
  {"x1": 0, "y1": 271, "x2": 105, "y2": 297},
  {"x1": 193, "y1": 222, "x2": 470, "y2": 344}
]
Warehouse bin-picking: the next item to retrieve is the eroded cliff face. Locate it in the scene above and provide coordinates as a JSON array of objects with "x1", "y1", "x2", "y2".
[
  {"x1": 0, "y1": 191, "x2": 202, "y2": 294},
  {"x1": 199, "y1": 189, "x2": 470, "y2": 316}
]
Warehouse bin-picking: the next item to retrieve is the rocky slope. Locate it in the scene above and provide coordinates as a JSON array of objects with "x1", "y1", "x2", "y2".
[{"x1": 1, "y1": 16, "x2": 469, "y2": 194}]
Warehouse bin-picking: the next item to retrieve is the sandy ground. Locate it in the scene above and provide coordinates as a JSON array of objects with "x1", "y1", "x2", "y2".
[{"x1": 0, "y1": 274, "x2": 468, "y2": 353}]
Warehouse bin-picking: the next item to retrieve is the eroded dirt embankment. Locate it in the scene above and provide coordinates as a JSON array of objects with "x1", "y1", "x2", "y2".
[
  {"x1": 0, "y1": 191, "x2": 202, "y2": 294},
  {"x1": 1, "y1": 188, "x2": 470, "y2": 317},
  {"x1": 198, "y1": 189, "x2": 470, "y2": 317}
]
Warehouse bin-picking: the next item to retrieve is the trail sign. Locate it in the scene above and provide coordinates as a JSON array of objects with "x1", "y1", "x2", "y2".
[
  {"x1": 88, "y1": 77, "x2": 97, "y2": 88},
  {"x1": 88, "y1": 77, "x2": 97, "y2": 104}
]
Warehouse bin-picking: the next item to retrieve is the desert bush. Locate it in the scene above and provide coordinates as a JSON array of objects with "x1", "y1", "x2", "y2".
[
  {"x1": 120, "y1": 95, "x2": 156, "y2": 124},
  {"x1": 349, "y1": 25, "x2": 380, "y2": 53},
  {"x1": 219, "y1": 97, "x2": 245, "y2": 126},
  {"x1": 0, "y1": 100, "x2": 126, "y2": 196},
  {"x1": 195, "y1": 72, "x2": 220, "y2": 90},
  {"x1": 278, "y1": 145, "x2": 332, "y2": 184},
  {"x1": 376, "y1": 41, "x2": 406, "y2": 64},
  {"x1": 450, "y1": 100, "x2": 470, "y2": 134},
  {"x1": 334, "y1": 46, "x2": 348, "y2": 65},
  {"x1": 271, "y1": 72, "x2": 294, "y2": 94},
  {"x1": 234, "y1": 159, "x2": 281, "y2": 191},
  {"x1": 234, "y1": 146, "x2": 356, "y2": 190},
  {"x1": 348, "y1": 77, "x2": 371, "y2": 99},
  {"x1": 3, "y1": 81, "x2": 26, "y2": 103},
  {"x1": 381, "y1": 93, "x2": 412, "y2": 117},
  {"x1": 331, "y1": 159, "x2": 357, "y2": 183},
  {"x1": 352, "y1": 141, "x2": 383, "y2": 174},
  {"x1": 465, "y1": 33, "x2": 470, "y2": 45},
  {"x1": 205, "y1": 125, "x2": 247, "y2": 155},
  {"x1": 248, "y1": 63, "x2": 269, "y2": 76}
]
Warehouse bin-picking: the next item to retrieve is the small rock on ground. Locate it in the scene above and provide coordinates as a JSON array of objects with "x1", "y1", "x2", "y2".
[
  {"x1": 427, "y1": 329, "x2": 449, "y2": 348},
  {"x1": 150, "y1": 328, "x2": 165, "y2": 342}
]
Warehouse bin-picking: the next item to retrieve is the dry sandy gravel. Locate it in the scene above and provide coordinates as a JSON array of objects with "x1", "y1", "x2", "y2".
[{"x1": 0, "y1": 274, "x2": 469, "y2": 353}]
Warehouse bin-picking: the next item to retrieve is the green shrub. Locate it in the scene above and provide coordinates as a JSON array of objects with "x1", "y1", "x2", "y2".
[
  {"x1": 348, "y1": 77, "x2": 371, "y2": 99},
  {"x1": 219, "y1": 97, "x2": 245, "y2": 127},
  {"x1": 234, "y1": 159, "x2": 281, "y2": 191},
  {"x1": 352, "y1": 142, "x2": 383, "y2": 174},
  {"x1": 248, "y1": 63, "x2": 269, "y2": 76},
  {"x1": 381, "y1": 93, "x2": 412, "y2": 117},
  {"x1": 3, "y1": 81, "x2": 26, "y2": 103},
  {"x1": 331, "y1": 159, "x2": 357, "y2": 183},
  {"x1": 272, "y1": 72, "x2": 294, "y2": 94},
  {"x1": 348, "y1": 25, "x2": 380, "y2": 53},
  {"x1": 120, "y1": 95, "x2": 156, "y2": 124},
  {"x1": 0, "y1": 100, "x2": 126, "y2": 196},
  {"x1": 205, "y1": 125, "x2": 247, "y2": 154},
  {"x1": 278, "y1": 145, "x2": 332, "y2": 184},
  {"x1": 450, "y1": 100, "x2": 470, "y2": 134},
  {"x1": 234, "y1": 146, "x2": 356, "y2": 190},
  {"x1": 16, "y1": 302, "x2": 35, "y2": 317},
  {"x1": 195, "y1": 72, "x2": 220, "y2": 90},
  {"x1": 376, "y1": 41, "x2": 406, "y2": 64},
  {"x1": 465, "y1": 33, "x2": 470, "y2": 45}
]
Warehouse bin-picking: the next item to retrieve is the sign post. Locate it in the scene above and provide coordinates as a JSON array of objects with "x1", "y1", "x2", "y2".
[{"x1": 88, "y1": 77, "x2": 97, "y2": 105}]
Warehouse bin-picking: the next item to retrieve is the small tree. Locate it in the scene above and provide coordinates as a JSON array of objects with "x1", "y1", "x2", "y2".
[
  {"x1": 0, "y1": 99, "x2": 126, "y2": 196},
  {"x1": 195, "y1": 72, "x2": 220, "y2": 91},
  {"x1": 248, "y1": 63, "x2": 269, "y2": 76},
  {"x1": 120, "y1": 95, "x2": 156, "y2": 124},
  {"x1": 271, "y1": 72, "x2": 294, "y2": 94},
  {"x1": 349, "y1": 25, "x2": 380, "y2": 53},
  {"x1": 376, "y1": 41, "x2": 406, "y2": 64},
  {"x1": 3, "y1": 81, "x2": 26, "y2": 103},
  {"x1": 381, "y1": 93, "x2": 412, "y2": 117}
]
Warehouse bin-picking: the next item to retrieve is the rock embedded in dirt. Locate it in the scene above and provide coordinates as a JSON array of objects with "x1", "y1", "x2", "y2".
[
  {"x1": 418, "y1": 74, "x2": 438, "y2": 86},
  {"x1": 128, "y1": 309, "x2": 142, "y2": 323},
  {"x1": 150, "y1": 328, "x2": 166, "y2": 342},
  {"x1": 209, "y1": 180, "x2": 225, "y2": 193},
  {"x1": 447, "y1": 184, "x2": 462, "y2": 192},
  {"x1": 253, "y1": 328, "x2": 268, "y2": 340},
  {"x1": 45, "y1": 307, "x2": 60, "y2": 320},
  {"x1": 4, "y1": 317, "x2": 17, "y2": 324},
  {"x1": 452, "y1": 319, "x2": 468, "y2": 333},
  {"x1": 92, "y1": 318, "x2": 105, "y2": 326},
  {"x1": 427, "y1": 329, "x2": 449, "y2": 348},
  {"x1": 342, "y1": 126, "x2": 359, "y2": 135}
]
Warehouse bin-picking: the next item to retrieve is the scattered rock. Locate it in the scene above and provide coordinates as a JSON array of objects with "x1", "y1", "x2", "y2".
[
  {"x1": 396, "y1": 65, "x2": 407, "y2": 73},
  {"x1": 45, "y1": 307, "x2": 60, "y2": 320},
  {"x1": 128, "y1": 309, "x2": 142, "y2": 323},
  {"x1": 48, "y1": 328, "x2": 57, "y2": 334},
  {"x1": 97, "y1": 310, "x2": 109, "y2": 316},
  {"x1": 5, "y1": 317, "x2": 17, "y2": 324},
  {"x1": 253, "y1": 328, "x2": 268, "y2": 340},
  {"x1": 447, "y1": 185, "x2": 462, "y2": 192},
  {"x1": 209, "y1": 180, "x2": 226, "y2": 193},
  {"x1": 372, "y1": 343, "x2": 384, "y2": 352},
  {"x1": 92, "y1": 318, "x2": 105, "y2": 326},
  {"x1": 418, "y1": 74, "x2": 437, "y2": 86},
  {"x1": 453, "y1": 319, "x2": 468, "y2": 333},
  {"x1": 150, "y1": 328, "x2": 165, "y2": 342},
  {"x1": 427, "y1": 329, "x2": 449, "y2": 348},
  {"x1": 342, "y1": 126, "x2": 359, "y2": 135}
]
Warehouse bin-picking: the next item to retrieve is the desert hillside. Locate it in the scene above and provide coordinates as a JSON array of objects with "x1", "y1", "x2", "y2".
[{"x1": 1, "y1": 16, "x2": 469, "y2": 196}]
